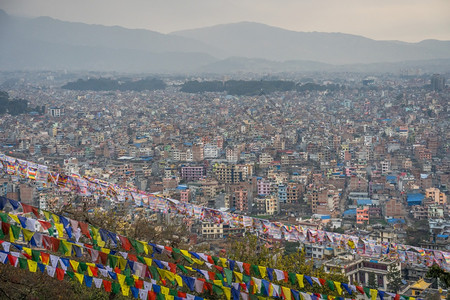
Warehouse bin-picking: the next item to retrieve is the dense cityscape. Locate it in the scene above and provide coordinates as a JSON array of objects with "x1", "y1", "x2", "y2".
[{"x1": 0, "y1": 69, "x2": 448, "y2": 299}]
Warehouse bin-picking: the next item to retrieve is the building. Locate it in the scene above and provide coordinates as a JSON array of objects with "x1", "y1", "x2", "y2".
[
  {"x1": 425, "y1": 187, "x2": 447, "y2": 205},
  {"x1": 324, "y1": 255, "x2": 401, "y2": 290},
  {"x1": 214, "y1": 163, "x2": 244, "y2": 184},
  {"x1": 385, "y1": 198, "x2": 405, "y2": 219},
  {"x1": 431, "y1": 74, "x2": 445, "y2": 91},
  {"x1": 181, "y1": 166, "x2": 204, "y2": 182},
  {"x1": 356, "y1": 206, "x2": 369, "y2": 224},
  {"x1": 201, "y1": 222, "x2": 223, "y2": 239}
]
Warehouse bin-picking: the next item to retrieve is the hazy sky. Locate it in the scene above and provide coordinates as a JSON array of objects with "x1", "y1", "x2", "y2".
[{"x1": 1, "y1": 0, "x2": 450, "y2": 42}]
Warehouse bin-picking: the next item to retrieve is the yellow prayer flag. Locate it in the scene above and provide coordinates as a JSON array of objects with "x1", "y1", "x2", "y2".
[
  {"x1": 258, "y1": 266, "x2": 267, "y2": 278},
  {"x1": 55, "y1": 223, "x2": 64, "y2": 238},
  {"x1": 143, "y1": 243, "x2": 149, "y2": 255},
  {"x1": 43, "y1": 211, "x2": 51, "y2": 220},
  {"x1": 163, "y1": 270, "x2": 175, "y2": 282},
  {"x1": 166, "y1": 296, "x2": 174, "y2": 300},
  {"x1": 28, "y1": 259, "x2": 37, "y2": 272},
  {"x1": 118, "y1": 273, "x2": 126, "y2": 285},
  {"x1": 90, "y1": 226, "x2": 99, "y2": 239},
  {"x1": 296, "y1": 274, "x2": 304, "y2": 288},
  {"x1": 118, "y1": 257, "x2": 127, "y2": 270},
  {"x1": 282, "y1": 286, "x2": 291, "y2": 300},
  {"x1": 214, "y1": 279, "x2": 223, "y2": 287},
  {"x1": 143, "y1": 257, "x2": 153, "y2": 267},
  {"x1": 101, "y1": 247, "x2": 110, "y2": 254},
  {"x1": 334, "y1": 281, "x2": 342, "y2": 295},
  {"x1": 9, "y1": 228, "x2": 15, "y2": 243},
  {"x1": 23, "y1": 247, "x2": 32, "y2": 257},
  {"x1": 185, "y1": 266, "x2": 194, "y2": 272},
  {"x1": 70, "y1": 260, "x2": 79, "y2": 272},
  {"x1": 8, "y1": 214, "x2": 20, "y2": 224},
  {"x1": 75, "y1": 272, "x2": 84, "y2": 284},
  {"x1": 180, "y1": 249, "x2": 191, "y2": 258},
  {"x1": 219, "y1": 257, "x2": 228, "y2": 267},
  {"x1": 223, "y1": 286, "x2": 231, "y2": 300},
  {"x1": 234, "y1": 271, "x2": 243, "y2": 283},
  {"x1": 192, "y1": 258, "x2": 204, "y2": 265},
  {"x1": 51, "y1": 214, "x2": 60, "y2": 224},
  {"x1": 174, "y1": 274, "x2": 183, "y2": 287},
  {"x1": 61, "y1": 240, "x2": 72, "y2": 255},
  {"x1": 121, "y1": 284, "x2": 130, "y2": 296},
  {"x1": 87, "y1": 266, "x2": 93, "y2": 277},
  {"x1": 23, "y1": 229, "x2": 35, "y2": 242},
  {"x1": 370, "y1": 289, "x2": 377, "y2": 300},
  {"x1": 160, "y1": 286, "x2": 169, "y2": 295}
]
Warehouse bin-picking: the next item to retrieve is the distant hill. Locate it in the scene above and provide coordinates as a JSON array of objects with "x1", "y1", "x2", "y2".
[
  {"x1": 1, "y1": 10, "x2": 450, "y2": 73},
  {"x1": 172, "y1": 22, "x2": 450, "y2": 65},
  {"x1": 62, "y1": 78, "x2": 166, "y2": 91},
  {"x1": 0, "y1": 10, "x2": 217, "y2": 73}
]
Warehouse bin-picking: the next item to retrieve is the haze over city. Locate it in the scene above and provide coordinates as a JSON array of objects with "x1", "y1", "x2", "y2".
[
  {"x1": 0, "y1": 1, "x2": 449, "y2": 300},
  {"x1": 1, "y1": 0, "x2": 450, "y2": 42}
]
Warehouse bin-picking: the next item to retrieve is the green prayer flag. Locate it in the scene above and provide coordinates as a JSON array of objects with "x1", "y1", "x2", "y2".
[
  {"x1": 212, "y1": 284, "x2": 224, "y2": 296},
  {"x1": 212, "y1": 256, "x2": 219, "y2": 265},
  {"x1": 0, "y1": 212, "x2": 8, "y2": 222},
  {"x1": 169, "y1": 289, "x2": 177, "y2": 296},
  {"x1": 19, "y1": 257, "x2": 27, "y2": 269},
  {"x1": 130, "y1": 239, "x2": 144, "y2": 254},
  {"x1": 123, "y1": 268, "x2": 131, "y2": 277},
  {"x1": 10, "y1": 224, "x2": 21, "y2": 238},
  {"x1": 108, "y1": 255, "x2": 118, "y2": 268},
  {"x1": 66, "y1": 271, "x2": 74, "y2": 279},
  {"x1": 326, "y1": 279, "x2": 335, "y2": 291},
  {"x1": 58, "y1": 241, "x2": 68, "y2": 255},
  {"x1": 223, "y1": 268, "x2": 233, "y2": 283},
  {"x1": 111, "y1": 282, "x2": 120, "y2": 294},
  {"x1": 31, "y1": 249, "x2": 41, "y2": 262},
  {"x1": 363, "y1": 287, "x2": 371, "y2": 297},
  {"x1": 125, "y1": 276, "x2": 135, "y2": 286},
  {"x1": 288, "y1": 272, "x2": 297, "y2": 285},
  {"x1": 251, "y1": 264, "x2": 260, "y2": 277},
  {"x1": 137, "y1": 256, "x2": 145, "y2": 264},
  {"x1": 79, "y1": 262, "x2": 88, "y2": 272},
  {"x1": 243, "y1": 274, "x2": 251, "y2": 284},
  {"x1": 47, "y1": 227, "x2": 54, "y2": 237},
  {"x1": 156, "y1": 293, "x2": 165, "y2": 300},
  {"x1": 177, "y1": 264, "x2": 188, "y2": 274},
  {"x1": 149, "y1": 266, "x2": 160, "y2": 281}
]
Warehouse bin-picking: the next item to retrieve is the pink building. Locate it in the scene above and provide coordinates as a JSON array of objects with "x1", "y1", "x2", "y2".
[{"x1": 257, "y1": 179, "x2": 271, "y2": 196}]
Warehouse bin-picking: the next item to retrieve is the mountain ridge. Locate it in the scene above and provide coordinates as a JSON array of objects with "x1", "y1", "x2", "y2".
[{"x1": 1, "y1": 10, "x2": 450, "y2": 73}]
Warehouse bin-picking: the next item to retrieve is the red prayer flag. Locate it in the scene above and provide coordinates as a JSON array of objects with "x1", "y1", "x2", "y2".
[
  {"x1": 79, "y1": 222, "x2": 91, "y2": 239},
  {"x1": 135, "y1": 279, "x2": 143, "y2": 289},
  {"x1": 56, "y1": 268, "x2": 65, "y2": 281},
  {"x1": 103, "y1": 280, "x2": 112, "y2": 292},
  {"x1": 89, "y1": 266, "x2": 98, "y2": 277},
  {"x1": 243, "y1": 262, "x2": 251, "y2": 275},
  {"x1": 178, "y1": 291, "x2": 186, "y2": 298},
  {"x1": 21, "y1": 203, "x2": 40, "y2": 218},
  {"x1": 127, "y1": 254, "x2": 137, "y2": 262},
  {"x1": 118, "y1": 235, "x2": 131, "y2": 251},
  {"x1": 40, "y1": 252, "x2": 49, "y2": 264},
  {"x1": 148, "y1": 291, "x2": 156, "y2": 300},
  {"x1": 206, "y1": 255, "x2": 214, "y2": 264},
  {"x1": 283, "y1": 271, "x2": 289, "y2": 282},
  {"x1": 50, "y1": 237, "x2": 60, "y2": 252},
  {"x1": 7, "y1": 254, "x2": 17, "y2": 266},
  {"x1": 98, "y1": 252, "x2": 108, "y2": 265},
  {"x1": 114, "y1": 267, "x2": 121, "y2": 274},
  {"x1": 1, "y1": 222, "x2": 10, "y2": 235},
  {"x1": 168, "y1": 262, "x2": 176, "y2": 273},
  {"x1": 208, "y1": 271, "x2": 216, "y2": 280},
  {"x1": 214, "y1": 265, "x2": 223, "y2": 272},
  {"x1": 394, "y1": 295, "x2": 400, "y2": 300},
  {"x1": 319, "y1": 278, "x2": 326, "y2": 286},
  {"x1": 356, "y1": 286, "x2": 365, "y2": 294},
  {"x1": 38, "y1": 220, "x2": 52, "y2": 230}
]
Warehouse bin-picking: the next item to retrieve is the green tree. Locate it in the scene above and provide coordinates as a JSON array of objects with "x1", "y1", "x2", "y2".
[
  {"x1": 426, "y1": 264, "x2": 450, "y2": 289},
  {"x1": 387, "y1": 263, "x2": 403, "y2": 293},
  {"x1": 367, "y1": 272, "x2": 377, "y2": 289}
]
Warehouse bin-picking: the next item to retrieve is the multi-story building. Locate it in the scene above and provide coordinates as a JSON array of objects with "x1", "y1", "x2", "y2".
[
  {"x1": 324, "y1": 255, "x2": 401, "y2": 290},
  {"x1": 181, "y1": 166, "x2": 205, "y2": 182},
  {"x1": 356, "y1": 206, "x2": 369, "y2": 224},
  {"x1": 425, "y1": 187, "x2": 447, "y2": 205},
  {"x1": 201, "y1": 222, "x2": 223, "y2": 239}
]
